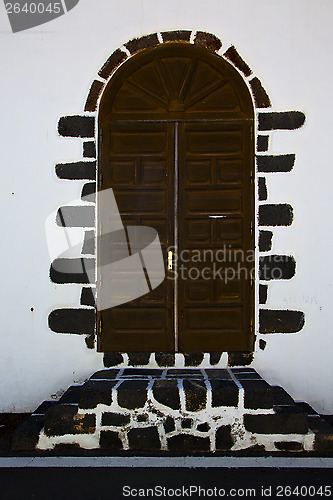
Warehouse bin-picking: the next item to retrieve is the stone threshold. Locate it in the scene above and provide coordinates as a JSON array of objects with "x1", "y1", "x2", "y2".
[{"x1": 1, "y1": 456, "x2": 333, "y2": 467}]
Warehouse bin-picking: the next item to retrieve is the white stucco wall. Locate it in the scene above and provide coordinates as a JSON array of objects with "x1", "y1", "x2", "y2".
[{"x1": 0, "y1": 0, "x2": 332, "y2": 413}]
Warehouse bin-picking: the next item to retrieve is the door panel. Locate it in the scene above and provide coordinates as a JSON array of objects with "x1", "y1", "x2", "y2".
[
  {"x1": 98, "y1": 122, "x2": 175, "y2": 352},
  {"x1": 186, "y1": 130, "x2": 242, "y2": 154},
  {"x1": 178, "y1": 122, "x2": 254, "y2": 352}
]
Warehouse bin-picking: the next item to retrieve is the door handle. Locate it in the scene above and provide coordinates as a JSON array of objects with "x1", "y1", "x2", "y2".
[{"x1": 168, "y1": 251, "x2": 173, "y2": 270}]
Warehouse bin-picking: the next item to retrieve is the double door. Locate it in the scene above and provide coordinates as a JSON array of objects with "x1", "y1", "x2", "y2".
[{"x1": 97, "y1": 120, "x2": 254, "y2": 352}]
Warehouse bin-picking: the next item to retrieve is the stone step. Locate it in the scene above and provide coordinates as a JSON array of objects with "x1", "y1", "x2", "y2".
[
  {"x1": 244, "y1": 406, "x2": 309, "y2": 435},
  {"x1": 11, "y1": 368, "x2": 333, "y2": 453}
]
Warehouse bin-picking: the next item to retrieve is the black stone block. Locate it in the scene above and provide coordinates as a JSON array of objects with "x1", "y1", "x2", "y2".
[
  {"x1": 83, "y1": 141, "x2": 96, "y2": 158},
  {"x1": 164, "y1": 417, "x2": 175, "y2": 433},
  {"x1": 58, "y1": 116, "x2": 95, "y2": 138},
  {"x1": 316, "y1": 414, "x2": 333, "y2": 426},
  {"x1": 34, "y1": 401, "x2": 56, "y2": 415},
  {"x1": 274, "y1": 405, "x2": 308, "y2": 416},
  {"x1": 85, "y1": 80, "x2": 104, "y2": 112},
  {"x1": 155, "y1": 352, "x2": 175, "y2": 367},
  {"x1": 81, "y1": 182, "x2": 96, "y2": 202},
  {"x1": 243, "y1": 444, "x2": 266, "y2": 453},
  {"x1": 166, "y1": 369, "x2": 204, "y2": 379},
  {"x1": 183, "y1": 380, "x2": 207, "y2": 412},
  {"x1": 56, "y1": 161, "x2": 96, "y2": 180},
  {"x1": 249, "y1": 77, "x2": 271, "y2": 108},
  {"x1": 85, "y1": 334, "x2": 95, "y2": 350},
  {"x1": 259, "y1": 284, "x2": 268, "y2": 304},
  {"x1": 102, "y1": 413, "x2": 130, "y2": 427},
  {"x1": 259, "y1": 231, "x2": 273, "y2": 252},
  {"x1": 125, "y1": 34, "x2": 159, "y2": 54},
  {"x1": 259, "y1": 255, "x2": 296, "y2": 281},
  {"x1": 259, "y1": 309, "x2": 305, "y2": 334},
  {"x1": 257, "y1": 154, "x2": 295, "y2": 173},
  {"x1": 258, "y1": 111, "x2": 306, "y2": 131},
  {"x1": 79, "y1": 381, "x2": 117, "y2": 409},
  {"x1": 90, "y1": 369, "x2": 119, "y2": 380},
  {"x1": 104, "y1": 352, "x2": 124, "y2": 367},
  {"x1": 244, "y1": 412, "x2": 308, "y2": 434},
  {"x1": 209, "y1": 353, "x2": 222, "y2": 365},
  {"x1": 137, "y1": 414, "x2": 148, "y2": 423},
  {"x1": 295, "y1": 402, "x2": 318, "y2": 415},
  {"x1": 184, "y1": 352, "x2": 204, "y2": 367},
  {"x1": 182, "y1": 419, "x2": 192, "y2": 429},
  {"x1": 121, "y1": 368, "x2": 162, "y2": 378},
  {"x1": 197, "y1": 422, "x2": 210, "y2": 433},
  {"x1": 223, "y1": 46, "x2": 252, "y2": 76},
  {"x1": 168, "y1": 434, "x2": 210, "y2": 452},
  {"x1": 241, "y1": 380, "x2": 274, "y2": 409},
  {"x1": 59, "y1": 386, "x2": 82, "y2": 404},
  {"x1": 231, "y1": 368, "x2": 256, "y2": 373},
  {"x1": 57, "y1": 206, "x2": 95, "y2": 228},
  {"x1": 100, "y1": 430, "x2": 123, "y2": 450},
  {"x1": 44, "y1": 405, "x2": 95, "y2": 436},
  {"x1": 194, "y1": 31, "x2": 222, "y2": 52},
  {"x1": 257, "y1": 135, "x2": 269, "y2": 152},
  {"x1": 234, "y1": 371, "x2": 261, "y2": 380},
  {"x1": 215, "y1": 425, "x2": 234, "y2": 450},
  {"x1": 205, "y1": 369, "x2": 231, "y2": 379},
  {"x1": 53, "y1": 443, "x2": 81, "y2": 453},
  {"x1": 48, "y1": 308, "x2": 95, "y2": 334},
  {"x1": 152, "y1": 380, "x2": 180, "y2": 410},
  {"x1": 80, "y1": 287, "x2": 95, "y2": 307},
  {"x1": 308, "y1": 416, "x2": 333, "y2": 452},
  {"x1": 259, "y1": 204, "x2": 293, "y2": 226},
  {"x1": 117, "y1": 380, "x2": 148, "y2": 409},
  {"x1": 12, "y1": 415, "x2": 45, "y2": 451},
  {"x1": 98, "y1": 49, "x2": 128, "y2": 80},
  {"x1": 127, "y1": 352, "x2": 151, "y2": 366},
  {"x1": 228, "y1": 352, "x2": 253, "y2": 366},
  {"x1": 275, "y1": 441, "x2": 303, "y2": 451},
  {"x1": 161, "y1": 30, "x2": 191, "y2": 42},
  {"x1": 128, "y1": 427, "x2": 161, "y2": 451},
  {"x1": 271, "y1": 386, "x2": 295, "y2": 406},
  {"x1": 210, "y1": 380, "x2": 239, "y2": 407},
  {"x1": 258, "y1": 177, "x2": 268, "y2": 201},
  {"x1": 259, "y1": 339, "x2": 267, "y2": 350},
  {"x1": 50, "y1": 258, "x2": 95, "y2": 284}
]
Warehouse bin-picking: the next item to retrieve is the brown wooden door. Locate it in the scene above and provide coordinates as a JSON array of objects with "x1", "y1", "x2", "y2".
[
  {"x1": 97, "y1": 43, "x2": 255, "y2": 353},
  {"x1": 98, "y1": 119, "x2": 254, "y2": 352}
]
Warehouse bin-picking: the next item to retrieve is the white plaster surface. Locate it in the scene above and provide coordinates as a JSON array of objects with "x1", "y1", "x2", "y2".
[{"x1": 0, "y1": 0, "x2": 332, "y2": 413}]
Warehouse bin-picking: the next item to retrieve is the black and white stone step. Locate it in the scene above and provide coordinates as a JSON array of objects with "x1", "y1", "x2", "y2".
[{"x1": 12, "y1": 368, "x2": 333, "y2": 453}]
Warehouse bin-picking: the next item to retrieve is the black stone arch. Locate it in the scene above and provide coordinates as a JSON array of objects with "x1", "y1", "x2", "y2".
[{"x1": 84, "y1": 30, "x2": 272, "y2": 115}]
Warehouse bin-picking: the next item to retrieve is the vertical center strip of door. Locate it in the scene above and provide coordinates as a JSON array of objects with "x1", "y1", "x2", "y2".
[{"x1": 174, "y1": 122, "x2": 179, "y2": 352}]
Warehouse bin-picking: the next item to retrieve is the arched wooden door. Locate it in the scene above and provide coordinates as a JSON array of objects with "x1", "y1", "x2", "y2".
[{"x1": 97, "y1": 43, "x2": 255, "y2": 353}]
